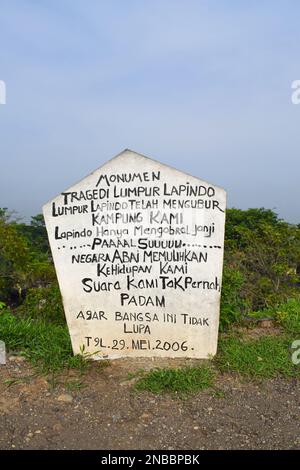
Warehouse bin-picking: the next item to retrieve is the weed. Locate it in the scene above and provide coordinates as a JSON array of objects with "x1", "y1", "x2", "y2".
[
  {"x1": 211, "y1": 388, "x2": 226, "y2": 399},
  {"x1": 65, "y1": 380, "x2": 85, "y2": 392},
  {"x1": 126, "y1": 368, "x2": 145, "y2": 380}
]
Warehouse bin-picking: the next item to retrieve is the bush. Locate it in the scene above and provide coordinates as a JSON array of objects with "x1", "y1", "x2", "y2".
[
  {"x1": 1, "y1": 206, "x2": 299, "y2": 332},
  {"x1": 275, "y1": 298, "x2": 300, "y2": 335},
  {"x1": 220, "y1": 266, "x2": 247, "y2": 330},
  {"x1": 224, "y1": 208, "x2": 300, "y2": 314},
  {"x1": 16, "y1": 283, "x2": 65, "y2": 325},
  {"x1": 249, "y1": 297, "x2": 300, "y2": 335},
  {"x1": 0, "y1": 210, "x2": 55, "y2": 303},
  {"x1": 0, "y1": 217, "x2": 31, "y2": 300}
]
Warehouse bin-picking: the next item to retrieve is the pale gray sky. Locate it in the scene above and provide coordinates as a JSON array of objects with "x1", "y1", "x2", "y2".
[{"x1": 0, "y1": 1, "x2": 300, "y2": 223}]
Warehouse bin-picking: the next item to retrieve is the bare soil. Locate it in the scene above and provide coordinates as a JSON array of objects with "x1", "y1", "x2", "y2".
[{"x1": 0, "y1": 356, "x2": 299, "y2": 450}]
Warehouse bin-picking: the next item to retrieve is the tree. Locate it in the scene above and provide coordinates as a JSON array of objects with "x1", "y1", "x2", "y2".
[
  {"x1": 0, "y1": 211, "x2": 54, "y2": 302},
  {"x1": 15, "y1": 213, "x2": 50, "y2": 255}
]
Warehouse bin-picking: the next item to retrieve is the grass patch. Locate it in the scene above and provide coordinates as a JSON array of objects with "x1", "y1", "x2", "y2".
[
  {"x1": 248, "y1": 297, "x2": 300, "y2": 335},
  {"x1": 211, "y1": 388, "x2": 226, "y2": 399},
  {"x1": 65, "y1": 380, "x2": 86, "y2": 392},
  {"x1": 134, "y1": 365, "x2": 215, "y2": 396},
  {"x1": 4, "y1": 378, "x2": 25, "y2": 387},
  {"x1": 0, "y1": 309, "x2": 87, "y2": 373},
  {"x1": 215, "y1": 333, "x2": 300, "y2": 379},
  {"x1": 126, "y1": 368, "x2": 145, "y2": 380}
]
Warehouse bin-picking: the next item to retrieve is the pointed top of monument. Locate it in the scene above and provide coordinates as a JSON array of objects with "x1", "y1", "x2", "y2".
[{"x1": 43, "y1": 148, "x2": 226, "y2": 208}]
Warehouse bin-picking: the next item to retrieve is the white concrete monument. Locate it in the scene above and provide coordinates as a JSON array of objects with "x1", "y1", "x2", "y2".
[
  {"x1": 43, "y1": 149, "x2": 226, "y2": 360},
  {"x1": 0, "y1": 340, "x2": 6, "y2": 365}
]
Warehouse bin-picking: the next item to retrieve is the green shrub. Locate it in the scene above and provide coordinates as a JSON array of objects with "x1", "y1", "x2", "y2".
[
  {"x1": 0, "y1": 211, "x2": 55, "y2": 302},
  {"x1": 275, "y1": 298, "x2": 300, "y2": 335},
  {"x1": 17, "y1": 282, "x2": 65, "y2": 325},
  {"x1": 220, "y1": 265, "x2": 247, "y2": 330},
  {"x1": 247, "y1": 297, "x2": 300, "y2": 335},
  {"x1": 0, "y1": 218, "x2": 31, "y2": 300},
  {"x1": 224, "y1": 208, "x2": 300, "y2": 313}
]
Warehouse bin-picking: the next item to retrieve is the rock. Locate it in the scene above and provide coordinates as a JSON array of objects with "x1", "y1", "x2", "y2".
[
  {"x1": 57, "y1": 393, "x2": 73, "y2": 403},
  {"x1": 16, "y1": 356, "x2": 26, "y2": 362},
  {"x1": 9, "y1": 355, "x2": 26, "y2": 363},
  {"x1": 259, "y1": 319, "x2": 274, "y2": 328},
  {"x1": 53, "y1": 423, "x2": 63, "y2": 432},
  {"x1": 9, "y1": 356, "x2": 17, "y2": 361},
  {"x1": 111, "y1": 413, "x2": 122, "y2": 423}
]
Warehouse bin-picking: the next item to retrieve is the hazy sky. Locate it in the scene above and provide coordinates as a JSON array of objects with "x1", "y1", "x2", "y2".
[{"x1": 0, "y1": 1, "x2": 300, "y2": 223}]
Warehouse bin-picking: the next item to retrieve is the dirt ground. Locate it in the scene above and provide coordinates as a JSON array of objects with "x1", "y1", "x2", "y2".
[{"x1": 0, "y1": 355, "x2": 299, "y2": 450}]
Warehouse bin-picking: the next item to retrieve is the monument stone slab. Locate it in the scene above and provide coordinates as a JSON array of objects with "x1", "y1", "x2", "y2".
[
  {"x1": 0, "y1": 340, "x2": 6, "y2": 365},
  {"x1": 43, "y1": 149, "x2": 226, "y2": 359}
]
